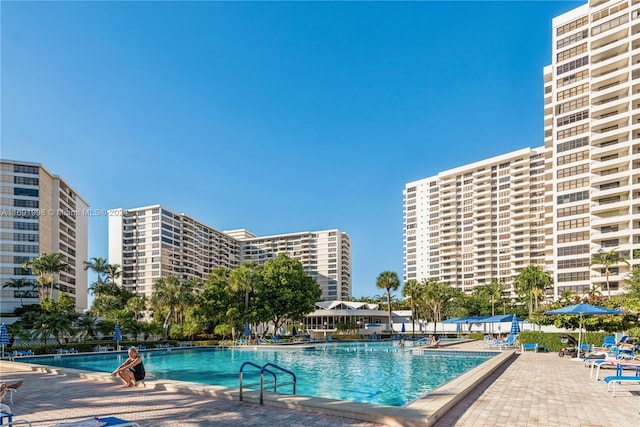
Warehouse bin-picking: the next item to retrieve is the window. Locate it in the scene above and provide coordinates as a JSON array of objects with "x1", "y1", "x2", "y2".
[
  {"x1": 557, "y1": 191, "x2": 589, "y2": 205},
  {"x1": 556, "y1": 56, "x2": 588, "y2": 76},
  {"x1": 557, "y1": 123, "x2": 589, "y2": 140},
  {"x1": 557, "y1": 136, "x2": 589, "y2": 153},
  {"x1": 556, "y1": 42, "x2": 587, "y2": 62},
  {"x1": 557, "y1": 150, "x2": 588, "y2": 166},
  {"x1": 557, "y1": 164, "x2": 589, "y2": 179},
  {"x1": 557, "y1": 204, "x2": 589, "y2": 218},
  {"x1": 557, "y1": 83, "x2": 589, "y2": 102},
  {"x1": 557, "y1": 271, "x2": 589, "y2": 282},
  {"x1": 557, "y1": 177, "x2": 589, "y2": 192},
  {"x1": 557, "y1": 217, "x2": 589, "y2": 230},
  {"x1": 557, "y1": 29, "x2": 588, "y2": 49},
  {"x1": 557, "y1": 231, "x2": 589, "y2": 243},
  {"x1": 557, "y1": 69, "x2": 589, "y2": 88},
  {"x1": 556, "y1": 15, "x2": 588, "y2": 36}
]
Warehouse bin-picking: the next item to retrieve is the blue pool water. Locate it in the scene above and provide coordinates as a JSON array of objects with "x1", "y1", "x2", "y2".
[{"x1": 22, "y1": 342, "x2": 496, "y2": 406}]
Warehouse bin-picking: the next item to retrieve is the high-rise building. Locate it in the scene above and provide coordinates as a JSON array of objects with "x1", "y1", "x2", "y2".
[
  {"x1": 403, "y1": 149, "x2": 547, "y2": 293},
  {"x1": 108, "y1": 205, "x2": 351, "y2": 300},
  {"x1": 545, "y1": 0, "x2": 640, "y2": 299},
  {"x1": 0, "y1": 159, "x2": 89, "y2": 314},
  {"x1": 404, "y1": 0, "x2": 640, "y2": 299},
  {"x1": 228, "y1": 229, "x2": 351, "y2": 300}
]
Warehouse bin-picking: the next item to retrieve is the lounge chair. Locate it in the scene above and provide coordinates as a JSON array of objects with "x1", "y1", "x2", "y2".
[
  {"x1": 1, "y1": 389, "x2": 33, "y2": 427},
  {"x1": 54, "y1": 417, "x2": 140, "y2": 427},
  {"x1": 490, "y1": 334, "x2": 517, "y2": 349},
  {"x1": 521, "y1": 343, "x2": 538, "y2": 352},
  {"x1": 604, "y1": 374, "x2": 640, "y2": 397},
  {"x1": 1, "y1": 381, "x2": 24, "y2": 405}
]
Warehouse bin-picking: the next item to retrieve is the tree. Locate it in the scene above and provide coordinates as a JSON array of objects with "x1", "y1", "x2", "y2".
[
  {"x1": 376, "y1": 271, "x2": 400, "y2": 332},
  {"x1": 591, "y1": 248, "x2": 629, "y2": 299},
  {"x1": 420, "y1": 279, "x2": 459, "y2": 333},
  {"x1": 32, "y1": 312, "x2": 74, "y2": 345},
  {"x1": 84, "y1": 257, "x2": 109, "y2": 294},
  {"x1": 401, "y1": 279, "x2": 421, "y2": 337},
  {"x1": 255, "y1": 253, "x2": 321, "y2": 334},
  {"x1": 228, "y1": 261, "x2": 262, "y2": 323},
  {"x1": 74, "y1": 313, "x2": 102, "y2": 340},
  {"x1": 125, "y1": 295, "x2": 147, "y2": 320},
  {"x1": 514, "y1": 265, "x2": 553, "y2": 316},
  {"x1": 23, "y1": 253, "x2": 69, "y2": 300},
  {"x1": 2, "y1": 278, "x2": 36, "y2": 307},
  {"x1": 151, "y1": 275, "x2": 195, "y2": 340},
  {"x1": 624, "y1": 265, "x2": 640, "y2": 297}
]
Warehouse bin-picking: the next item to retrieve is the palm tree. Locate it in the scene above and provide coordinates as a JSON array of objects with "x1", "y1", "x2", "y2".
[
  {"x1": 2, "y1": 278, "x2": 36, "y2": 307},
  {"x1": 487, "y1": 279, "x2": 503, "y2": 316},
  {"x1": 401, "y1": 279, "x2": 421, "y2": 338},
  {"x1": 84, "y1": 257, "x2": 109, "y2": 282},
  {"x1": 591, "y1": 248, "x2": 629, "y2": 299},
  {"x1": 105, "y1": 263, "x2": 123, "y2": 295},
  {"x1": 228, "y1": 261, "x2": 262, "y2": 319},
  {"x1": 125, "y1": 295, "x2": 147, "y2": 320},
  {"x1": 420, "y1": 279, "x2": 458, "y2": 334},
  {"x1": 513, "y1": 265, "x2": 553, "y2": 316},
  {"x1": 33, "y1": 312, "x2": 74, "y2": 345},
  {"x1": 375, "y1": 271, "x2": 400, "y2": 333},
  {"x1": 23, "y1": 253, "x2": 69, "y2": 300},
  {"x1": 151, "y1": 275, "x2": 195, "y2": 340},
  {"x1": 74, "y1": 313, "x2": 102, "y2": 340}
]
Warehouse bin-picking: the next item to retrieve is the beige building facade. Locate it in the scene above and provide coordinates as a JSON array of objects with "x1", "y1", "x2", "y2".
[
  {"x1": 403, "y1": 148, "x2": 547, "y2": 294},
  {"x1": 109, "y1": 205, "x2": 351, "y2": 301},
  {"x1": 0, "y1": 159, "x2": 89, "y2": 314},
  {"x1": 545, "y1": 0, "x2": 640, "y2": 299},
  {"x1": 404, "y1": 0, "x2": 640, "y2": 299}
]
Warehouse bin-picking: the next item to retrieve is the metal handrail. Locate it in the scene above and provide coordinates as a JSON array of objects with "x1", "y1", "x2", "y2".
[
  {"x1": 238, "y1": 361, "x2": 296, "y2": 405},
  {"x1": 260, "y1": 363, "x2": 296, "y2": 405},
  {"x1": 238, "y1": 361, "x2": 276, "y2": 402}
]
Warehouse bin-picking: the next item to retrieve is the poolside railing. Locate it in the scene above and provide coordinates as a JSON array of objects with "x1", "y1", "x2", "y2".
[{"x1": 238, "y1": 361, "x2": 296, "y2": 405}]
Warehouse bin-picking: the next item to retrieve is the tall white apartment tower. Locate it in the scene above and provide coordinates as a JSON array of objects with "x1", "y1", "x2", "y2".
[
  {"x1": 0, "y1": 160, "x2": 89, "y2": 314},
  {"x1": 403, "y1": 148, "x2": 547, "y2": 293},
  {"x1": 227, "y1": 229, "x2": 352, "y2": 300},
  {"x1": 108, "y1": 205, "x2": 242, "y2": 296},
  {"x1": 109, "y1": 205, "x2": 352, "y2": 301},
  {"x1": 545, "y1": 0, "x2": 640, "y2": 299}
]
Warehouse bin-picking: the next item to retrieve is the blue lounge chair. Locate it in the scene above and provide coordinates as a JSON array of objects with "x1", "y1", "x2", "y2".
[
  {"x1": 521, "y1": 343, "x2": 538, "y2": 352},
  {"x1": 604, "y1": 375, "x2": 640, "y2": 397}
]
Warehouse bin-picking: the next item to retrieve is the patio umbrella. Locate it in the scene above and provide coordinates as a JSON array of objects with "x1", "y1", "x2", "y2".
[
  {"x1": 0, "y1": 323, "x2": 9, "y2": 355},
  {"x1": 114, "y1": 324, "x2": 122, "y2": 349},
  {"x1": 510, "y1": 316, "x2": 521, "y2": 335},
  {"x1": 244, "y1": 324, "x2": 250, "y2": 338},
  {"x1": 401, "y1": 323, "x2": 406, "y2": 334},
  {"x1": 292, "y1": 326, "x2": 297, "y2": 336},
  {"x1": 545, "y1": 303, "x2": 622, "y2": 356}
]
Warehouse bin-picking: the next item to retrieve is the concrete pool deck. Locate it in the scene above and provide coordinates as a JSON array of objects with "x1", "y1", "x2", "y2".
[{"x1": 0, "y1": 341, "x2": 638, "y2": 426}]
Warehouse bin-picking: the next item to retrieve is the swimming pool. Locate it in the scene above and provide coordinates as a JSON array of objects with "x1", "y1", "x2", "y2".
[{"x1": 21, "y1": 342, "x2": 497, "y2": 406}]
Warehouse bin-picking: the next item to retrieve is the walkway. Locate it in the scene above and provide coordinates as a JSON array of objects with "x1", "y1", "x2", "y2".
[{"x1": 0, "y1": 342, "x2": 638, "y2": 426}]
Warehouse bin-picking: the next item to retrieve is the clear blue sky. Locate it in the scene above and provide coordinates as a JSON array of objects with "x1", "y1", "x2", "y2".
[{"x1": 2, "y1": 1, "x2": 581, "y2": 301}]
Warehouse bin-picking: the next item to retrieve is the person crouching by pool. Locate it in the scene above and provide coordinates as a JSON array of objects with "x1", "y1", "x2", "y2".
[{"x1": 111, "y1": 347, "x2": 145, "y2": 387}]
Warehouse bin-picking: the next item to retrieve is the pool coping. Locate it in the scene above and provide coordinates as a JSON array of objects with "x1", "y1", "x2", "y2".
[{"x1": 11, "y1": 347, "x2": 517, "y2": 427}]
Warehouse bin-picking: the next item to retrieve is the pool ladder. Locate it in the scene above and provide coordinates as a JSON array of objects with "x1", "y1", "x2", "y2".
[{"x1": 238, "y1": 361, "x2": 297, "y2": 405}]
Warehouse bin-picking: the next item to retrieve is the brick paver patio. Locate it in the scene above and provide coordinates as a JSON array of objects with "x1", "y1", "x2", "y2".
[{"x1": 1, "y1": 342, "x2": 638, "y2": 426}]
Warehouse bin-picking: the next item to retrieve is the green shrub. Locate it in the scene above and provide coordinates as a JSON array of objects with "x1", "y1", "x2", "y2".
[{"x1": 517, "y1": 331, "x2": 614, "y2": 352}]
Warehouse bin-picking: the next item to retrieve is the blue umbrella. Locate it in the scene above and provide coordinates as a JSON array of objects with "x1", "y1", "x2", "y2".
[
  {"x1": 510, "y1": 316, "x2": 521, "y2": 335},
  {"x1": 292, "y1": 326, "x2": 297, "y2": 336},
  {"x1": 114, "y1": 324, "x2": 122, "y2": 343},
  {"x1": 401, "y1": 323, "x2": 406, "y2": 334},
  {"x1": 0, "y1": 323, "x2": 9, "y2": 355},
  {"x1": 545, "y1": 303, "x2": 622, "y2": 356},
  {"x1": 244, "y1": 324, "x2": 250, "y2": 338}
]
